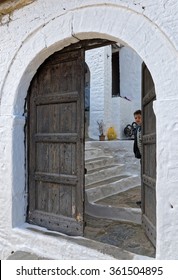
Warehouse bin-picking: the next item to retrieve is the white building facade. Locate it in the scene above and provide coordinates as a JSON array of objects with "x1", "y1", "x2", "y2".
[
  {"x1": 85, "y1": 45, "x2": 142, "y2": 139},
  {"x1": 0, "y1": 0, "x2": 178, "y2": 259}
]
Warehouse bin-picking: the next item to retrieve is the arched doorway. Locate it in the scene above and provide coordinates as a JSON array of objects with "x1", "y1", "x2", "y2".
[
  {"x1": 27, "y1": 40, "x2": 156, "y2": 251},
  {"x1": 2, "y1": 2, "x2": 177, "y2": 259}
]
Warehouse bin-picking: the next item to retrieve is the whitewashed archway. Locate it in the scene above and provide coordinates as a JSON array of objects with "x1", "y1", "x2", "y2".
[{"x1": 1, "y1": 2, "x2": 178, "y2": 259}]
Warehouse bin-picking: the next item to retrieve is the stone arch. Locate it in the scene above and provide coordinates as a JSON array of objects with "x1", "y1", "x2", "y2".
[
  {"x1": 1, "y1": 3, "x2": 178, "y2": 258},
  {"x1": 1, "y1": 5, "x2": 178, "y2": 114}
]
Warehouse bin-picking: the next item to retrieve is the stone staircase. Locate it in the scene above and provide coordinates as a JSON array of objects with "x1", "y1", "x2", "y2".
[{"x1": 85, "y1": 140, "x2": 141, "y2": 224}]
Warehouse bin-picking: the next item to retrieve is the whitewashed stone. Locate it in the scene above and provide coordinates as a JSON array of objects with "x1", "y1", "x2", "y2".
[{"x1": 0, "y1": 0, "x2": 178, "y2": 260}]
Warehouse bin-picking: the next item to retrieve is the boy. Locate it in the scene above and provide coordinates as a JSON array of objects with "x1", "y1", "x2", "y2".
[
  {"x1": 133, "y1": 110, "x2": 142, "y2": 159},
  {"x1": 133, "y1": 110, "x2": 142, "y2": 207}
]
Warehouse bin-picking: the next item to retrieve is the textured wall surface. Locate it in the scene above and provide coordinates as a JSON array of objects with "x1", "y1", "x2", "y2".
[
  {"x1": 0, "y1": 0, "x2": 178, "y2": 260},
  {"x1": 0, "y1": 0, "x2": 35, "y2": 18}
]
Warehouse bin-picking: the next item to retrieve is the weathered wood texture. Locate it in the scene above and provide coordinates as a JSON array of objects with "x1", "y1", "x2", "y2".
[
  {"x1": 27, "y1": 48, "x2": 85, "y2": 236},
  {"x1": 142, "y1": 63, "x2": 156, "y2": 247}
]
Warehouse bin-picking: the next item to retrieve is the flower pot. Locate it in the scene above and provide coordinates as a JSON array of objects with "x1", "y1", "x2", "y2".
[
  {"x1": 107, "y1": 127, "x2": 117, "y2": 140},
  {"x1": 99, "y1": 135, "x2": 105, "y2": 141}
]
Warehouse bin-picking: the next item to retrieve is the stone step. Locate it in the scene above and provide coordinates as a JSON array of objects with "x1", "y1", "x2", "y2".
[
  {"x1": 85, "y1": 148, "x2": 105, "y2": 160},
  {"x1": 85, "y1": 164, "x2": 125, "y2": 186},
  {"x1": 86, "y1": 175, "x2": 140, "y2": 202},
  {"x1": 87, "y1": 164, "x2": 122, "y2": 174},
  {"x1": 6, "y1": 226, "x2": 152, "y2": 260},
  {"x1": 85, "y1": 200, "x2": 141, "y2": 224},
  {"x1": 85, "y1": 140, "x2": 134, "y2": 155},
  {"x1": 84, "y1": 140, "x2": 141, "y2": 225},
  {"x1": 96, "y1": 185, "x2": 141, "y2": 209},
  {"x1": 86, "y1": 174, "x2": 129, "y2": 190},
  {"x1": 85, "y1": 156, "x2": 115, "y2": 171},
  {"x1": 85, "y1": 175, "x2": 141, "y2": 224},
  {"x1": 85, "y1": 142, "x2": 139, "y2": 174}
]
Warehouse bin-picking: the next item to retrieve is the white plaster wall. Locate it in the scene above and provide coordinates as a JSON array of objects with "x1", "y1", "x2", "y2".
[
  {"x1": 86, "y1": 47, "x2": 106, "y2": 139},
  {"x1": 111, "y1": 97, "x2": 133, "y2": 139},
  {"x1": 86, "y1": 45, "x2": 142, "y2": 140},
  {"x1": 86, "y1": 46, "x2": 112, "y2": 139},
  {"x1": 112, "y1": 46, "x2": 142, "y2": 139},
  {"x1": 120, "y1": 46, "x2": 142, "y2": 117},
  {"x1": 0, "y1": 0, "x2": 178, "y2": 259},
  {"x1": 103, "y1": 46, "x2": 112, "y2": 131}
]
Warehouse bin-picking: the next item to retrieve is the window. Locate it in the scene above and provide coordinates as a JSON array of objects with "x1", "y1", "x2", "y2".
[{"x1": 112, "y1": 45, "x2": 120, "y2": 97}]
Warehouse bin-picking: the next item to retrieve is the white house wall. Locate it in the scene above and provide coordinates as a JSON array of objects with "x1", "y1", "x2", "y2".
[
  {"x1": 112, "y1": 46, "x2": 142, "y2": 139},
  {"x1": 85, "y1": 46, "x2": 112, "y2": 139},
  {"x1": 0, "y1": 0, "x2": 178, "y2": 259},
  {"x1": 86, "y1": 45, "x2": 142, "y2": 140},
  {"x1": 120, "y1": 46, "x2": 142, "y2": 104},
  {"x1": 119, "y1": 46, "x2": 142, "y2": 137}
]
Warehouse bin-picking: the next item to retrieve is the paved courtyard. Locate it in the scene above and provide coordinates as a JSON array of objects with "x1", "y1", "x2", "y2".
[
  {"x1": 84, "y1": 184, "x2": 155, "y2": 259},
  {"x1": 85, "y1": 214, "x2": 155, "y2": 258}
]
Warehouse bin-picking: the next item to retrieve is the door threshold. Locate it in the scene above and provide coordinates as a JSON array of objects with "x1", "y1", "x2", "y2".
[{"x1": 9, "y1": 224, "x2": 154, "y2": 260}]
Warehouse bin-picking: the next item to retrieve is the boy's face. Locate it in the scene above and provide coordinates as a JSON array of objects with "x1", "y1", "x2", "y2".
[{"x1": 134, "y1": 114, "x2": 142, "y2": 125}]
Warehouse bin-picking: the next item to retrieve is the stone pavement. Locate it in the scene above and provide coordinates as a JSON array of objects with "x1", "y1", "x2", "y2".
[
  {"x1": 84, "y1": 214, "x2": 155, "y2": 258},
  {"x1": 7, "y1": 251, "x2": 49, "y2": 260},
  {"x1": 84, "y1": 178, "x2": 155, "y2": 258}
]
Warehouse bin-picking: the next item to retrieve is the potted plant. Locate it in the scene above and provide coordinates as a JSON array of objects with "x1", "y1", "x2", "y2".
[{"x1": 97, "y1": 120, "x2": 105, "y2": 141}]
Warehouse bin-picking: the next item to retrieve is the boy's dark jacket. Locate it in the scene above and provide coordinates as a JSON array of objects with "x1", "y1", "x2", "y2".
[{"x1": 133, "y1": 127, "x2": 141, "y2": 159}]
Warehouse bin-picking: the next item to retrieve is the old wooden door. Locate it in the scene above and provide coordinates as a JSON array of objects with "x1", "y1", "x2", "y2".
[
  {"x1": 27, "y1": 48, "x2": 85, "y2": 236},
  {"x1": 142, "y1": 63, "x2": 156, "y2": 246}
]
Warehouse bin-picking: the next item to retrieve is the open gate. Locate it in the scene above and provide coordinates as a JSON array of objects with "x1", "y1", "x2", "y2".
[
  {"x1": 27, "y1": 39, "x2": 115, "y2": 236},
  {"x1": 27, "y1": 48, "x2": 85, "y2": 235},
  {"x1": 142, "y1": 63, "x2": 156, "y2": 246}
]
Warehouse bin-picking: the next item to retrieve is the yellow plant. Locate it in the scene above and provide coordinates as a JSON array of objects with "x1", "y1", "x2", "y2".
[{"x1": 107, "y1": 127, "x2": 117, "y2": 140}]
